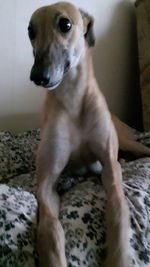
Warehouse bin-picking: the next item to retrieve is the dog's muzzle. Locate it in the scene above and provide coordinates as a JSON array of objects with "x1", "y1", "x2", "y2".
[
  {"x1": 30, "y1": 44, "x2": 71, "y2": 90},
  {"x1": 30, "y1": 56, "x2": 70, "y2": 90},
  {"x1": 30, "y1": 62, "x2": 64, "y2": 90}
]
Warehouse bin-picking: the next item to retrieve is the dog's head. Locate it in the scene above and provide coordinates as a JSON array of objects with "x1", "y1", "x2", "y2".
[{"x1": 28, "y1": 2, "x2": 95, "y2": 90}]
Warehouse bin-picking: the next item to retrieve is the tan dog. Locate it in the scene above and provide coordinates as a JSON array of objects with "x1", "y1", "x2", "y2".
[{"x1": 28, "y1": 2, "x2": 150, "y2": 267}]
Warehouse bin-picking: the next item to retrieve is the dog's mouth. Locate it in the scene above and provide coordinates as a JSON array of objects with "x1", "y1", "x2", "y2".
[
  {"x1": 46, "y1": 79, "x2": 62, "y2": 90},
  {"x1": 45, "y1": 61, "x2": 70, "y2": 90}
]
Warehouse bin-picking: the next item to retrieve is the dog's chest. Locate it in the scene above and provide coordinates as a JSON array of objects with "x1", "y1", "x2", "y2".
[{"x1": 68, "y1": 118, "x2": 97, "y2": 168}]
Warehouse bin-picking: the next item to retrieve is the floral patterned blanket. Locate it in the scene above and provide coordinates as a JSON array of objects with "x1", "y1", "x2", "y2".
[{"x1": 0, "y1": 130, "x2": 150, "y2": 267}]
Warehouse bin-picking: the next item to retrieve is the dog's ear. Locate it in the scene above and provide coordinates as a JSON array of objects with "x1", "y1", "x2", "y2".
[{"x1": 80, "y1": 9, "x2": 95, "y2": 47}]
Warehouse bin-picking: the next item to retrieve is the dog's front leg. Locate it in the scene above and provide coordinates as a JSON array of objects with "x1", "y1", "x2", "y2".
[
  {"x1": 36, "y1": 124, "x2": 71, "y2": 267},
  {"x1": 102, "y1": 157, "x2": 130, "y2": 267},
  {"x1": 91, "y1": 120, "x2": 130, "y2": 267}
]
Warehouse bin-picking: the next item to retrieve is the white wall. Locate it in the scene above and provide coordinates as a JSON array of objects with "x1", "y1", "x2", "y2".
[{"x1": 0, "y1": 0, "x2": 140, "y2": 132}]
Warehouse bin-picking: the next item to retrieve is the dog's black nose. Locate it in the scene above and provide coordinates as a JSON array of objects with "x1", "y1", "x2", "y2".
[{"x1": 30, "y1": 66, "x2": 50, "y2": 87}]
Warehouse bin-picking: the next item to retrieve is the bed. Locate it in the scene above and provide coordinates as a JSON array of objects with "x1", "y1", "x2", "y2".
[{"x1": 0, "y1": 129, "x2": 150, "y2": 267}]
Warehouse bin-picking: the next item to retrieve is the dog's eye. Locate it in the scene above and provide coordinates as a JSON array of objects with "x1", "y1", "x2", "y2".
[
  {"x1": 59, "y1": 18, "x2": 72, "y2": 33},
  {"x1": 28, "y1": 25, "x2": 36, "y2": 40}
]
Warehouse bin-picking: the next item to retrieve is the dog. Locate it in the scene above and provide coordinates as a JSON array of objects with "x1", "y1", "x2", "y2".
[{"x1": 28, "y1": 2, "x2": 150, "y2": 267}]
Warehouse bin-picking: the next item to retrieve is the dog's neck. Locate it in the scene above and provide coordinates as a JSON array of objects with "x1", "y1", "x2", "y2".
[{"x1": 54, "y1": 48, "x2": 95, "y2": 117}]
